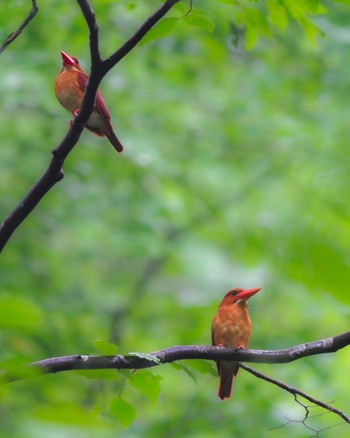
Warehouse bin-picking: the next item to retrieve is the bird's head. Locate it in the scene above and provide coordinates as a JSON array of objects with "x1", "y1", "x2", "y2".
[
  {"x1": 219, "y1": 287, "x2": 261, "y2": 308},
  {"x1": 60, "y1": 51, "x2": 82, "y2": 72}
]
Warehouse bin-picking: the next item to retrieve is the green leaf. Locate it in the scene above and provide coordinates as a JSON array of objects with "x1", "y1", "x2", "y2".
[
  {"x1": 129, "y1": 370, "x2": 163, "y2": 403},
  {"x1": 204, "y1": 361, "x2": 218, "y2": 377},
  {"x1": 0, "y1": 360, "x2": 43, "y2": 383},
  {"x1": 139, "y1": 18, "x2": 178, "y2": 46},
  {"x1": 128, "y1": 352, "x2": 160, "y2": 364},
  {"x1": 124, "y1": 1, "x2": 137, "y2": 10},
  {"x1": 0, "y1": 295, "x2": 43, "y2": 332},
  {"x1": 174, "y1": 3, "x2": 187, "y2": 13},
  {"x1": 248, "y1": 8, "x2": 271, "y2": 37},
  {"x1": 76, "y1": 369, "x2": 119, "y2": 380},
  {"x1": 170, "y1": 362, "x2": 197, "y2": 382},
  {"x1": 301, "y1": 18, "x2": 323, "y2": 43},
  {"x1": 109, "y1": 397, "x2": 136, "y2": 429},
  {"x1": 184, "y1": 14, "x2": 215, "y2": 33},
  {"x1": 183, "y1": 359, "x2": 215, "y2": 375},
  {"x1": 92, "y1": 339, "x2": 118, "y2": 355},
  {"x1": 283, "y1": 0, "x2": 322, "y2": 20},
  {"x1": 302, "y1": 0, "x2": 319, "y2": 13},
  {"x1": 236, "y1": 6, "x2": 271, "y2": 49},
  {"x1": 267, "y1": 0, "x2": 289, "y2": 31},
  {"x1": 35, "y1": 404, "x2": 104, "y2": 426},
  {"x1": 245, "y1": 24, "x2": 258, "y2": 51}
]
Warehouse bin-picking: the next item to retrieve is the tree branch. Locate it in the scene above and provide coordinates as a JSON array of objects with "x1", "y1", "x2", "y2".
[
  {"x1": 77, "y1": 0, "x2": 101, "y2": 66},
  {"x1": 4, "y1": 331, "x2": 349, "y2": 426},
  {"x1": 0, "y1": 0, "x2": 38, "y2": 54},
  {"x1": 102, "y1": 0, "x2": 181, "y2": 73},
  {"x1": 2, "y1": 330, "x2": 349, "y2": 382},
  {"x1": 240, "y1": 364, "x2": 350, "y2": 425},
  {"x1": 0, "y1": 0, "x2": 181, "y2": 252},
  {"x1": 3, "y1": 331, "x2": 349, "y2": 429}
]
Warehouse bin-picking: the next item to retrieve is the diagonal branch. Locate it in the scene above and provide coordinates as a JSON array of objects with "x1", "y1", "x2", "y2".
[
  {"x1": 240, "y1": 364, "x2": 350, "y2": 424},
  {"x1": 0, "y1": 0, "x2": 38, "y2": 54},
  {"x1": 0, "y1": 0, "x2": 181, "y2": 252},
  {"x1": 102, "y1": 0, "x2": 182, "y2": 73}
]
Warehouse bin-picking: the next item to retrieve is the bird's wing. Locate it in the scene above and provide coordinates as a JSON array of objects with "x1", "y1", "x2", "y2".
[
  {"x1": 211, "y1": 328, "x2": 221, "y2": 376},
  {"x1": 211, "y1": 328, "x2": 215, "y2": 347},
  {"x1": 76, "y1": 71, "x2": 89, "y2": 92},
  {"x1": 95, "y1": 89, "x2": 111, "y2": 122},
  {"x1": 76, "y1": 71, "x2": 111, "y2": 122}
]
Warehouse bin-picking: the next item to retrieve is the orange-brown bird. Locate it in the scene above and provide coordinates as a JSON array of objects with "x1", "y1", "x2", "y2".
[
  {"x1": 211, "y1": 287, "x2": 261, "y2": 400},
  {"x1": 55, "y1": 51, "x2": 123, "y2": 153}
]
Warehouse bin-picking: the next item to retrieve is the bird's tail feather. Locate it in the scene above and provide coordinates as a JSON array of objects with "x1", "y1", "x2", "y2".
[
  {"x1": 104, "y1": 127, "x2": 124, "y2": 153},
  {"x1": 218, "y1": 373, "x2": 234, "y2": 400},
  {"x1": 86, "y1": 125, "x2": 124, "y2": 153}
]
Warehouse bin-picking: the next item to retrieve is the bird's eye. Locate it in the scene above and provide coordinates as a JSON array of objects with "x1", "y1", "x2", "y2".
[{"x1": 231, "y1": 291, "x2": 238, "y2": 296}]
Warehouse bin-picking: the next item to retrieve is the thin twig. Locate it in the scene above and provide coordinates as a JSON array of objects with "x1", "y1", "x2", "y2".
[
  {"x1": 0, "y1": 0, "x2": 38, "y2": 54},
  {"x1": 240, "y1": 363, "x2": 350, "y2": 424},
  {"x1": 103, "y1": 0, "x2": 181, "y2": 73}
]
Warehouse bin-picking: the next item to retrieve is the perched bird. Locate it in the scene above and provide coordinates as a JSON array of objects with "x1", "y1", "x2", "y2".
[
  {"x1": 55, "y1": 51, "x2": 123, "y2": 153},
  {"x1": 211, "y1": 287, "x2": 261, "y2": 400}
]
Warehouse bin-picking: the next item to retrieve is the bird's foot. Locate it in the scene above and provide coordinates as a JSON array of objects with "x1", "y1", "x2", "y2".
[{"x1": 69, "y1": 109, "x2": 80, "y2": 127}]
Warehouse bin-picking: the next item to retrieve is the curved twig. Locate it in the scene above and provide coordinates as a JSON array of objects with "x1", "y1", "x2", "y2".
[
  {"x1": 0, "y1": 0, "x2": 38, "y2": 54},
  {"x1": 240, "y1": 364, "x2": 350, "y2": 424}
]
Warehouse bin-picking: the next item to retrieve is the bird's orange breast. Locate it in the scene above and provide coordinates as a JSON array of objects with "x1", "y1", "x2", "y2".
[
  {"x1": 55, "y1": 71, "x2": 84, "y2": 114},
  {"x1": 212, "y1": 304, "x2": 252, "y2": 349}
]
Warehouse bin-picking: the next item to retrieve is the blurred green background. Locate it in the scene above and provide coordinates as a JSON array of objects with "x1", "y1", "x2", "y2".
[{"x1": 0, "y1": 0, "x2": 350, "y2": 437}]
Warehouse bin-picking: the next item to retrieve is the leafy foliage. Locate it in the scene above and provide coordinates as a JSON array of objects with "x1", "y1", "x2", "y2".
[
  {"x1": 0, "y1": 0, "x2": 350, "y2": 437},
  {"x1": 129, "y1": 370, "x2": 163, "y2": 403},
  {"x1": 93, "y1": 340, "x2": 118, "y2": 355},
  {"x1": 109, "y1": 397, "x2": 136, "y2": 429}
]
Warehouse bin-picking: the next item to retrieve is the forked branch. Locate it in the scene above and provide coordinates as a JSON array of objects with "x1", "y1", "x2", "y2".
[
  {"x1": 2, "y1": 330, "x2": 349, "y2": 425},
  {"x1": 0, "y1": 0, "x2": 182, "y2": 252}
]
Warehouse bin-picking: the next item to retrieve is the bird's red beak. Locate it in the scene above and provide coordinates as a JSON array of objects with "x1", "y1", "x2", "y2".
[
  {"x1": 237, "y1": 287, "x2": 261, "y2": 300},
  {"x1": 60, "y1": 51, "x2": 76, "y2": 66}
]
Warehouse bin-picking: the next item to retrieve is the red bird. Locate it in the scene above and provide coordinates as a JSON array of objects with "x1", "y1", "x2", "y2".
[
  {"x1": 55, "y1": 51, "x2": 123, "y2": 153},
  {"x1": 211, "y1": 287, "x2": 261, "y2": 400}
]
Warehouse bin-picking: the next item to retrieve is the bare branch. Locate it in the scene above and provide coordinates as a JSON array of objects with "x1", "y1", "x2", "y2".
[
  {"x1": 102, "y1": 0, "x2": 182, "y2": 73},
  {"x1": 76, "y1": 0, "x2": 101, "y2": 66},
  {"x1": 0, "y1": 0, "x2": 38, "y2": 54},
  {"x1": 2, "y1": 331, "x2": 349, "y2": 426},
  {"x1": 240, "y1": 364, "x2": 350, "y2": 425},
  {"x1": 5, "y1": 331, "x2": 345, "y2": 428},
  {"x1": 2, "y1": 330, "x2": 349, "y2": 382}
]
